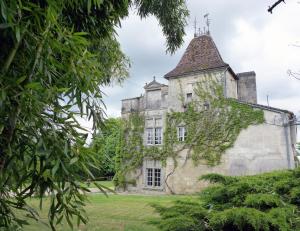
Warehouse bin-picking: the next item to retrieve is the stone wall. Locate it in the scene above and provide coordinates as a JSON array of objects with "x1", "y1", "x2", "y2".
[
  {"x1": 167, "y1": 69, "x2": 227, "y2": 112},
  {"x1": 122, "y1": 108, "x2": 296, "y2": 195},
  {"x1": 164, "y1": 109, "x2": 296, "y2": 194},
  {"x1": 121, "y1": 96, "x2": 144, "y2": 113},
  {"x1": 225, "y1": 70, "x2": 238, "y2": 98}
]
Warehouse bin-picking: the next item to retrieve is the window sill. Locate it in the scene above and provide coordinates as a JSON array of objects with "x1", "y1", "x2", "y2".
[{"x1": 143, "y1": 186, "x2": 164, "y2": 191}]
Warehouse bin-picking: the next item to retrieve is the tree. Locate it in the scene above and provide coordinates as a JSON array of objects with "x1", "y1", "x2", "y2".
[
  {"x1": 90, "y1": 118, "x2": 123, "y2": 178},
  {"x1": 0, "y1": 0, "x2": 188, "y2": 229}
]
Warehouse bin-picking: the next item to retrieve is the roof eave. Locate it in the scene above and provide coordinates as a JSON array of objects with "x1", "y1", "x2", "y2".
[
  {"x1": 238, "y1": 100, "x2": 294, "y2": 115},
  {"x1": 164, "y1": 65, "x2": 230, "y2": 79},
  {"x1": 227, "y1": 66, "x2": 238, "y2": 80}
]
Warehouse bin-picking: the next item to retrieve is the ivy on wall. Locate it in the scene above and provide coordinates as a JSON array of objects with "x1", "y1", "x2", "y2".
[
  {"x1": 114, "y1": 112, "x2": 145, "y2": 188},
  {"x1": 114, "y1": 75, "x2": 265, "y2": 187}
]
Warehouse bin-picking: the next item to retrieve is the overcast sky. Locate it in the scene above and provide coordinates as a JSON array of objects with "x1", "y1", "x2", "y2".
[{"x1": 81, "y1": 0, "x2": 300, "y2": 139}]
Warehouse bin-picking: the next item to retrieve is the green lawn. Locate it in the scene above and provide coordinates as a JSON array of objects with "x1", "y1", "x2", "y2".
[
  {"x1": 82, "y1": 180, "x2": 115, "y2": 190},
  {"x1": 23, "y1": 193, "x2": 197, "y2": 231}
]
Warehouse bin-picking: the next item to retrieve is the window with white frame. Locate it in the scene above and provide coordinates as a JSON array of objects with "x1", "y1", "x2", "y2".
[
  {"x1": 146, "y1": 118, "x2": 162, "y2": 145},
  {"x1": 177, "y1": 126, "x2": 187, "y2": 141},
  {"x1": 154, "y1": 168, "x2": 161, "y2": 186},
  {"x1": 144, "y1": 159, "x2": 162, "y2": 189},
  {"x1": 155, "y1": 127, "x2": 162, "y2": 144},
  {"x1": 146, "y1": 128, "x2": 153, "y2": 145},
  {"x1": 186, "y1": 93, "x2": 193, "y2": 103},
  {"x1": 146, "y1": 168, "x2": 153, "y2": 186},
  {"x1": 146, "y1": 168, "x2": 161, "y2": 187}
]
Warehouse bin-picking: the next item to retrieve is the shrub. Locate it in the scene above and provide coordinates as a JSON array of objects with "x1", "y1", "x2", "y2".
[
  {"x1": 153, "y1": 168, "x2": 300, "y2": 231},
  {"x1": 244, "y1": 194, "x2": 282, "y2": 210},
  {"x1": 151, "y1": 201, "x2": 207, "y2": 231},
  {"x1": 290, "y1": 187, "x2": 300, "y2": 206},
  {"x1": 209, "y1": 208, "x2": 275, "y2": 231}
]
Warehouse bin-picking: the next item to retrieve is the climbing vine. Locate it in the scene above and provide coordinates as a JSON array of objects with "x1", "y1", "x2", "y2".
[
  {"x1": 113, "y1": 112, "x2": 145, "y2": 188},
  {"x1": 114, "y1": 76, "x2": 265, "y2": 187}
]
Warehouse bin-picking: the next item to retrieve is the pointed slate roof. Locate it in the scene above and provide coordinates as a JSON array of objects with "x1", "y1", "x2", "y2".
[
  {"x1": 144, "y1": 77, "x2": 167, "y2": 90},
  {"x1": 164, "y1": 34, "x2": 228, "y2": 79}
]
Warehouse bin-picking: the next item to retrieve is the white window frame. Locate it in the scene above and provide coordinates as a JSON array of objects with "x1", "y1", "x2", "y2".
[
  {"x1": 154, "y1": 168, "x2": 162, "y2": 187},
  {"x1": 177, "y1": 126, "x2": 187, "y2": 142},
  {"x1": 146, "y1": 128, "x2": 153, "y2": 145},
  {"x1": 143, "y1": 159, "x2": 163, "y2": 190},
  {"x1": 146, "y1": 168, "x2": 153, "y2": 186},
  {"x1": 154, "y1": 127, "x2": 162, "y2": 145},
  {"x1": 145, "y1": 167, "x2": 162, "y2": 188},
  {"x1": 146, "y1": 118, "x2": 162, "y2": 145},
  {"x1": 186, "y1": 93, "x2": 193, "y2": 103}
]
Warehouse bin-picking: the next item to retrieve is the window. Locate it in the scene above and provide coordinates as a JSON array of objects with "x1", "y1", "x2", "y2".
[
  {"x1": 146, "y1": 168, "x2": 161, "y2": 187},
  {"x1": 204, "y1": 102, "x2": 210, "y2": 110},
  {"x1": 146, "y1": 118, "x2": 162, "y2": 145},
  {"x1": 146, "y1": 128, "x2": 153, "y2": 145},
  {"x1": 146, "y1": 168, "x2": 153, "y2": 186},
  {"x1": 155, "y1": 118, "x2": 162, "y2": 127},
  {"x1": 144, "y1": 159, "x2": 162, "y2": 189},
  {"x1": 154, "y1": 169, "x2": 161, "y2": 186},
  {"x1": 178, "y1": 126, "x2": 187, "y2": 141},
  {"x1": 155, "y1": 127, "x2": 162, "y2": 144},
  {"x1": 186, "y1": 93, "x2": 193, "y2": 103}
]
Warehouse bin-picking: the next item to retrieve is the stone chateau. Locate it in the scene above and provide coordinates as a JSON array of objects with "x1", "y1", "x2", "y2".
[{"x1": 120, "y1": 33, "x2": 297, "y2": 194}]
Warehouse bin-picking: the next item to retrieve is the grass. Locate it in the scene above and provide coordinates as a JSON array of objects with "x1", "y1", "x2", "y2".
[
  {"x1": 23, "y1": 193, "x2": 197, "y2": 231},
  {"x1": 82, "y1": 180, "x2": 115, "y2": 190}
]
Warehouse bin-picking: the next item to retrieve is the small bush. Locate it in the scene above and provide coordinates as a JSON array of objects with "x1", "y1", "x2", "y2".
[
  {"x1": 244, "y1": 194, "x2": 282, "y2": 210},
  {"x1": 290, "y1": 187, "x2": 300, "y2": 206},
  {"x1": 274, "y1": 179, "x2": 298, "y2": 194},
  {"x1": 153, "y1": 216, "x2": 205, "y2": 231},
  {"x1": 268, "y1": 207, "x2": 299, "y2": 231},
  {"x1": 151, "y1": 201, "x2": 207, "y2": 231},
  {"x1": 153, "y1": 168, "x2": 300, "y2": 231},
  {"x1": 200, "y1": 173, "x2": 237, "y2": 185},
  {"x1": 209, "y1": 208, "x2": 274, "y2": 231}
]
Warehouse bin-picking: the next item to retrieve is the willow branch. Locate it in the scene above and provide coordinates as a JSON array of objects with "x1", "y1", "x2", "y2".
[
  {"x1": 3, "y1": 24, "x2": 28, "y2": 72},
  {"x1": 3, "y1": 42, "x2": 21, "y2": 72},
  {"x1": 28, "y1": 23, "x2": 51, "y2": 81}
]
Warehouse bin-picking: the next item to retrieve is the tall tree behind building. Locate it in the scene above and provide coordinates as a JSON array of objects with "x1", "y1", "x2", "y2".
[{"x1": 90, "y1": 118, "x2": 123, "y2": 178}]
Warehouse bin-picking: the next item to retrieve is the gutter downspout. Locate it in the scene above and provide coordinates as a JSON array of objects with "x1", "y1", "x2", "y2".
[{"x1": 281, "y1": 113, "x2": 292, "y2": 169}]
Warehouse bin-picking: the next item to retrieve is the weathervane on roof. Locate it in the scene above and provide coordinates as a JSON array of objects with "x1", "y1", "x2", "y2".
[{"x1": 204, "y1": 13, "x2": 210, "y2": 35}]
